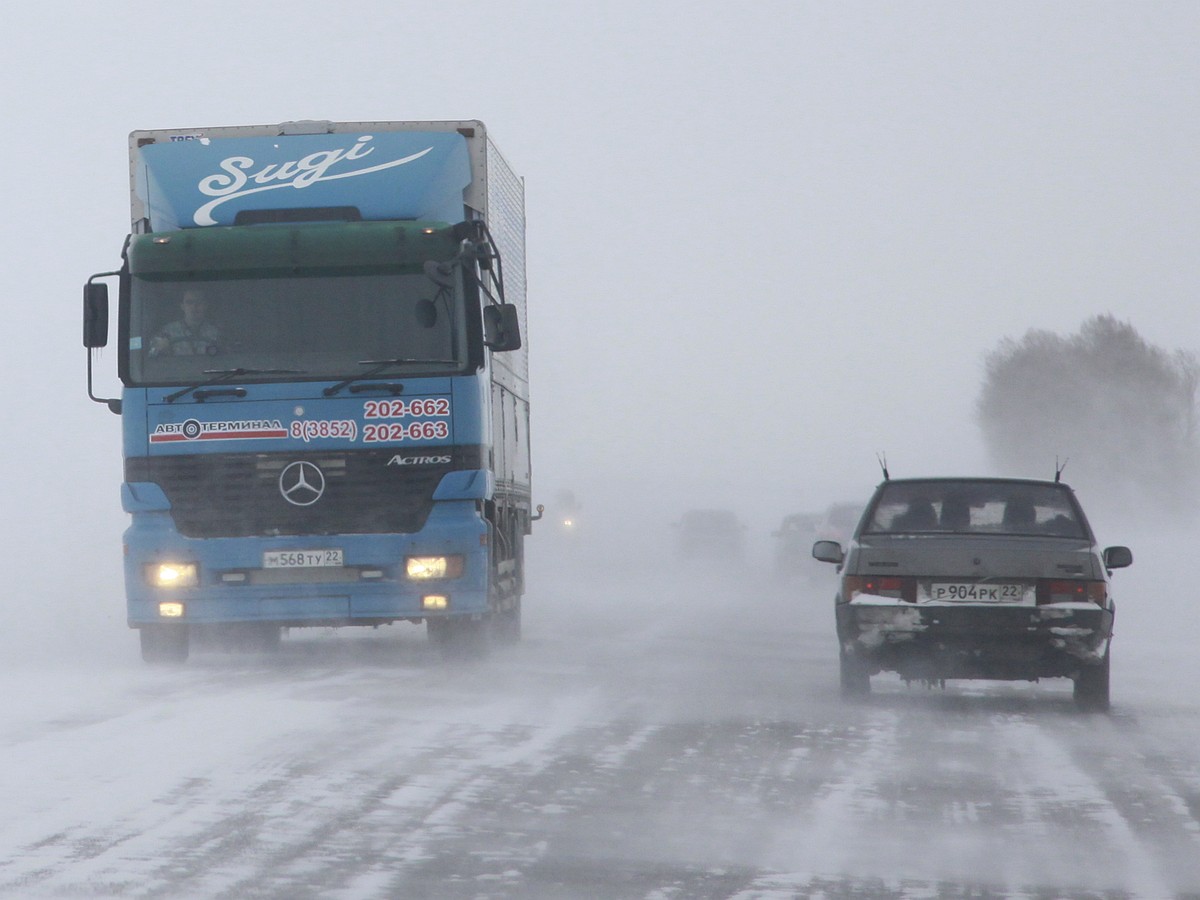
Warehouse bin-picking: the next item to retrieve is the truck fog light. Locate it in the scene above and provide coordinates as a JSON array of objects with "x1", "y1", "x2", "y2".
[
  {"x1": 148, "y1": 563, "x2": 198, "y2": 588},
  {"x1": 406, "y1": 556, "x2": 464, "y2": 580},
  {"x1": 422, "y1": 595, "x2": 449, "y2": 611},
  {"x1": 158, "y1": 601, "x2": 185, "y2": 618}
]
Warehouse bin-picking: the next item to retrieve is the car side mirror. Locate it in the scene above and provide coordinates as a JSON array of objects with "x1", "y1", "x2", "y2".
[
  {"x1": 1103, "y1": 546, "x2": 1133, "y2": 569},
  {"x1": 812, "y1": 540, "x2": 844, "y2": 565},
  {"x1": 83, "y1": 282, "x2": 109, "y2": 348},
  {"x1": 483, "y1": 303, "x2": 522, "y2": 352}
]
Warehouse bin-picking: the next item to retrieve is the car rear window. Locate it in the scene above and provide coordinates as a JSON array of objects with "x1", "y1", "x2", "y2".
[{"x1": 862, "y1": 481, "x2": 1087, "y2": 538}]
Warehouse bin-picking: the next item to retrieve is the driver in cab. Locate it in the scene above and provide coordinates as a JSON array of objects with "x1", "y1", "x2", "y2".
[{"x1": 149, "y1": 289, "x2": 220, "y2": 357}]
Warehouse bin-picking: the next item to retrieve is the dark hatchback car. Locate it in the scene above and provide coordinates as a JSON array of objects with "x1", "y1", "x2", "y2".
[{"x1": 813, "y1": 477, "x2": 1131, "y2": 710}]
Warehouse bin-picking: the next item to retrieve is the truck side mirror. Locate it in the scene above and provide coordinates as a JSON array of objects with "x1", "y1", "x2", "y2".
[
  {"x1": 483, "y1": 303, "x2": 521, "y2": 352},
  {"x1": 83, "y1": 282, "x2": 110, "y2": 348}
]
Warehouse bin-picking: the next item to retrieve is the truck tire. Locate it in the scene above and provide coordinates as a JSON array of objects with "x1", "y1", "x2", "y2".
[
  {"x1": 1073, "y1": 652, "x2": 1111, "y2": 711},
  {"x1": 839, "y1": 649, "x2": 871, "y2": 699},
  {"x1": 140, "y1": 624, "x2": 189, "y2": 665}
]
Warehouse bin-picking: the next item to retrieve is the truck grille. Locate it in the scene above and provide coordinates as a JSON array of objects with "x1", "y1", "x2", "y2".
[{"x1": 126, "y1": 447, "x2": 483, "y2": 538}]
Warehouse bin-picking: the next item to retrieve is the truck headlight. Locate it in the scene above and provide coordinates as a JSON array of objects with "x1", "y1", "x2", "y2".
[
  {"x1": 406, "y1": 556, "x2": 464, "y2": 579},
  {"x1": 147, "y1": 563, "x2": 198, "y2": 588}
]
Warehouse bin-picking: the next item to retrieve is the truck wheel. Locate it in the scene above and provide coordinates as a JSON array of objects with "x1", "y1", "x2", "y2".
[
  {"x1": 140, "y1": 624, "x2": 189, "y2": 665},
  {"x1": 1073, "y1": 652, "x2": 1111, "y2": 711},
  {"x1": 427, "y1": 617, "x2": 489, "y2": 660},
  {"x1": 839, "y1": 649, "x2": 871, "y2": 699}
]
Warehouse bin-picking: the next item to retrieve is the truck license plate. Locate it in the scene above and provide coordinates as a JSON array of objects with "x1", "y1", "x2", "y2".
[{"x1": 263, "y1": 549, "x2": 344, "y2": 569}]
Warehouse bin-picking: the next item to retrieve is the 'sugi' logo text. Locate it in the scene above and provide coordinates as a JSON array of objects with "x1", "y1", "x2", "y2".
[{"x1": 193, "y1": 135, "x2": 432, "y2": 226}]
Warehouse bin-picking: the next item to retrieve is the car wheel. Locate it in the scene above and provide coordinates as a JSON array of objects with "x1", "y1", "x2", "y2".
[
  {"x1": 839, "y1": 649, "x2": 871, "y2": 699},
  {"x1": 1074, "y1": 651, "x2": 1111, "y2": 712},
  {"x1": 140, "y1": 624, "x2": 189, "y2": 665}
]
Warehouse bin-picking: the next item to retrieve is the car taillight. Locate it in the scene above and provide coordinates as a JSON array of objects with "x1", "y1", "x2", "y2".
[
  {"x1": 1036, "y1": 578, "x2": 1105, "y2": 605},
  {"x1": 842, "y1": 575, "x2": 916, "y2": 602}
]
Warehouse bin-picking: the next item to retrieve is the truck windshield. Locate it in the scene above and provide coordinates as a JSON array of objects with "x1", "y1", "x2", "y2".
[{"x1": 127, "y1": 269, "x2": 468, "y2": 385}]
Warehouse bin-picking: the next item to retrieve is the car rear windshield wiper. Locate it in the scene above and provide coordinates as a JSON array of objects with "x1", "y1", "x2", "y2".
[
  {"x1": 165, "y1": 368, "x2": 307, "y2": 403},
  {"x1": 322, "y1": 358, "x2": 459, "y2": 397}
]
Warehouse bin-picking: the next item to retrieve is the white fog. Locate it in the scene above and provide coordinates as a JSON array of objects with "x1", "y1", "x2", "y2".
[{"x1": 3, "y1": 2, "x2": 1200, "y2": 897}]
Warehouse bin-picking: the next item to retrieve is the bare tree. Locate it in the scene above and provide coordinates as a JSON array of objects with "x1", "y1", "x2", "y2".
[{"x1": 977, "y1": 315, "x2": 1199, "y2": 515}]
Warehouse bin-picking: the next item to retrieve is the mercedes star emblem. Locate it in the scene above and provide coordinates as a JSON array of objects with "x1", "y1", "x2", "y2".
[{"x1": 279, "y1": 461, "x2": 326, "y2": 506}]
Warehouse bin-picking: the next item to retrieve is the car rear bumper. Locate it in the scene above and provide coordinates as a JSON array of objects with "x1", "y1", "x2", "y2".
[{"x1": 836, "y1": 601, "x2": 1113, "y2": 681}]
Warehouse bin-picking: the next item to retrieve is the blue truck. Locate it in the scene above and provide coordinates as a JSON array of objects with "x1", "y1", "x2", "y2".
[{"x1": 83, "y1": 120, "x2": 532, "y2": 663}]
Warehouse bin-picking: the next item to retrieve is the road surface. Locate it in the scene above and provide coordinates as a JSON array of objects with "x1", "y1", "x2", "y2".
[{"x1": 0, "y1": 530, "x2": 1197, "y2": 898}]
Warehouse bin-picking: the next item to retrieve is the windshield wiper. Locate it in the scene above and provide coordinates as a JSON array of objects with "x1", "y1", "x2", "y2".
[
  {"x1": 165, "y1": 368, "x2": 306, "y2": 403},
  {"x1": 323, "y1": 358, "x2": 458, "y2": 397}
]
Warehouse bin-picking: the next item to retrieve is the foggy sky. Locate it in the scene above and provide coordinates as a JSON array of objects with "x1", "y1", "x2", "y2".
[{"x1": 4, "y1": 2, "x2": 1197, "y2": 642}]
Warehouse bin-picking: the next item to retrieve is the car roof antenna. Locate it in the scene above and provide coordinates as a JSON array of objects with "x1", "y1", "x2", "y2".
[
  {"x1": 877, "y1": 452, "x2": 890, "y2": 481},
  {"x1": 1054, "y1": 456, "x2": 1068, "y2": 482}
]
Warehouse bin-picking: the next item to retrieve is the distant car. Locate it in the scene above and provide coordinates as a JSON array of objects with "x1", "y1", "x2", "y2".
[
  {"x1": 674, "y1": 509, "x2": 746, "y2": 560},
  {"x1": 552, "y1": 488, "x2": 583, "y2": 534},
  {"x1": 812, "y1": 477, "x2": 1131, "y2": 710},
  {"x1": 772, "y1": 512, "x2": 823, "y2": 575}
]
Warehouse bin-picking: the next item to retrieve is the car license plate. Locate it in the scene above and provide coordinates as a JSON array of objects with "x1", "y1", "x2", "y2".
[
  {"x1": 926, "y1": 582, "x2": 1028, "y2": 602},
  {"x1": 263, "y1": 549, "x2": 344, "y2": 569}
]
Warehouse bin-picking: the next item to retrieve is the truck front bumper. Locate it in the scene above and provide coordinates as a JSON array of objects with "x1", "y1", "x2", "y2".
[{"x1": 124, "y1": 498, "x2": 490, "y2": 628}]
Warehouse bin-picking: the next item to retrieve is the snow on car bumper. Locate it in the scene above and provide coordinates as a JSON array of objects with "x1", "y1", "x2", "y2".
[{"x1": 836, "y1": 597, "x2": 1113, "y2": 682}]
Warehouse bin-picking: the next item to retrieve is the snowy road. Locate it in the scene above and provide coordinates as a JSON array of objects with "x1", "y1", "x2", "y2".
[{"x1": 1, "y1": 533, "x2": 1199, "y2": 899}]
